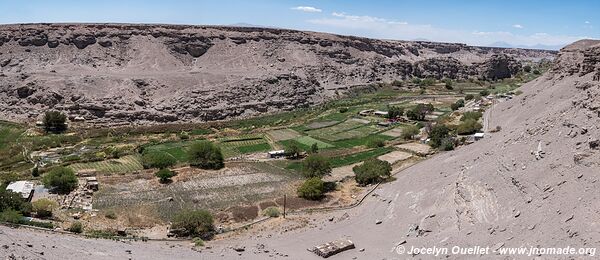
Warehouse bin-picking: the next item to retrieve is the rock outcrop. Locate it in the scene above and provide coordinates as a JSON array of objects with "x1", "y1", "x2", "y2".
[{"x1": 0, "y1": 23, "x2": 556, "y2": 125}]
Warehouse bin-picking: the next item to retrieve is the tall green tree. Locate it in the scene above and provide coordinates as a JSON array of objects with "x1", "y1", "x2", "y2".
[
  {"x1": 43, "y1": 111, "x2": 67, "y2": 133},
  {"x1": 42, "y1": 167, "x2": 78, "y2": 194},
  {"x1": 302, "y1": 154, "x2": 331, "y2": 178},
  {"x1": 188, "y1": 141, "x2": 224, "y2": 170},
  {"x1": 353, "y1": 158, "x2": 392, "y2": 185}
]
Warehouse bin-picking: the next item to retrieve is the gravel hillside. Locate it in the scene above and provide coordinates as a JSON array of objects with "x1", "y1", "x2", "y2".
[{"x1": 0, "y1": 23, "x2": 555, "y2": 125}]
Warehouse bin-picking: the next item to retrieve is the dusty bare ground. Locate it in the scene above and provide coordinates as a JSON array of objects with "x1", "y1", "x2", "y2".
[{"x1": 396, "y1": 142, "x2": 433, "y2": 156}]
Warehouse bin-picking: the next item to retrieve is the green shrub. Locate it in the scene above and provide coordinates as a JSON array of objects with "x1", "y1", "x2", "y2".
[
  {"x1": 188, "y1": 141, "x2": 224, "y2": 170},
  {"x1": 105, "y1": 210, "x2": 117, "y2": 219},
  {"x1": 302, "y1": 155, "x2": 331, "y2": 178},
  {"x1": 406, "y1": 103, "x2": 434, "y2": 121},
  {"x1": 42, "y1": 167, "x2": 78, "y2": 194},
  {"x1": 456, "y1": 119, "x2": 482, "y2": 135},
  {"x1": 142, "y1": 151, "x2": 177, "y2": 169},
  {"x1": 193, "y1": 237, "x2": 205, "y2": 247},
  {"x1": 523, "y1": 65, "x2": 532, "y2": 73},
  {"x1": 0, "y1": 209, "x2": 23, "y2": 223},
  {"x1": 32, "y1": 199, "x2": 57, "y2": 218},
  {"x1": 464, "y1": 94, "x2": 474, "y2": 100},
  {"x1": 0, "y1": 188, "x2": 29, "y2": 213},
  {"x1": 402, "y1": 125, "x2": 420, "y2": 140},
  {"x1": 68, "y1": 221, "x2": 83, "y2": 233},
  {"x1": 263, "y1": 207, "x2": 281, "y2": 218},
  {"x1": 171, "y1": 209, "x2": 215, "y2": 239},
  {"x1": 285, "y1": 143, "x2": 302, "y2": 159},
  {"x1": 43, "y1": 111, "x2": 67, "y2": 133},
  {"x1": 428, "y1": 125, "x2": 450, "y2": 148},
  {"x1": 155, "y1": 168, "x2": 176, "y2": 184},
  {"x1": 297, "y1": 177, "x2": 325, "y2": 200},
  {"x1": 386, "y1": 106, "x2": 404, "y2": 119},
  {"x1": 353, "y1": 158, "x2": 392, "y2": 185},
  {"x1": 440, "y1": 138, "x2": 455, "y2": 151},
  {"x1": 366, "y1": 138, "x2": 385, "y2": 148},
  {"x1": 339, "y1": 107, "x2": 349, "y2": 113},
  {"x1": 461, "y1": 111, "x2": 483, "y2": 121},
  {"x1": 179, "y1": 131, "x2": 190, "y2": 140},
  {"x1": 479, "y1": 89, "x2": 490, "y2": 96}
]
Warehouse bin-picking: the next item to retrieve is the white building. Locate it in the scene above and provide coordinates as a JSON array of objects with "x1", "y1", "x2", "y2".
[{"x1": 6, "y1": 181, "x2": 35, "y2": 201}]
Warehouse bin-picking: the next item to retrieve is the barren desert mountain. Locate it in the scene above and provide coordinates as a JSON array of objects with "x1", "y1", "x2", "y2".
[
  {"x1": 0, "y1": 23, "x2": 555, "y2": 125},
  {"x1": 1, "y1": 39, "x2": 598, "y2": 259}
]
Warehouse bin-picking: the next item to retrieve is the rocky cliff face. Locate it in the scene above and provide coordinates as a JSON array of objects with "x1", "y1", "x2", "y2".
[{"x1": 0, "y1": 24, "x2": 556, "y2": 125}]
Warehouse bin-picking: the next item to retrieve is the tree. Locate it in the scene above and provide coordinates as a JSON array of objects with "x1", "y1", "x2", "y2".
[
  {"x1": 42, "y1": 167, "x2": 78, "y2": 194},
  {"x1": 309, "y1": 143, "x2": 319, "y2": 154},
  {"x1": 171, "y1": 209, "x2": 215, "y2": 239},
  {"x1": 402, "y1": 125, "x2": 420, "y2": 140},
  {"x1": 451, "y1": 99, "x2": 465, "y2": 111},
  {"x1": 43, "y1": 111, "x2": 67, "y2": 133},
  {"x1": 297, "y1": 177, "x2": 325, "y2": 200},
  {"x1": 155, "y1": 169, "x2": 176, "y2": 184},
  {"x1": 302, "y1": 154, "x2": 331, "y2": 178},
  {"x1": 456, "y1": 119, "x2": 482, "y2": 135},
  {"x1": 461, "y1": 111, "x2": 483, "y2": 121},
  {"x1": 285, "y1": 143, "x2": 302, "y2": 159},
  {"x1": 428, "y1": 125, "x2": 450, "y2": 148},
  {"x1": 188, "y1": 141, "x2": 224, "y2": 170},
  {"x1": 353, "y1": 158, "x2": 392, "y2": 185},
  {"x1": 386, "y1": 105, "x2": 404, "y2": 119},
  {"x1": 142, "y1": 151, "x2": 176, "y2": 169},
  {"x1": 0, "y1": 188, "x2": 29, "y2": 213},
  {"x1": 523, "y1": 65, "x2": 532, "y2": 73},
  {"x1": 440, "y1": 138, "x2": 455, "y2": 151},
  {"x1": 407, "y1": 103, "x2": 434, "y2": 121},
  {"x1": 533, "y1": 69, "x2": 541, "y2": 75},
  {"x1": 339, "y1": 107, "x2": 349, "y2": 113},
  {"x1": 32, "y1": 198, "x2": 58, "y2": 218},
  {"x1": 444, "y1": 79, "x2": 453, "y2": 90}
]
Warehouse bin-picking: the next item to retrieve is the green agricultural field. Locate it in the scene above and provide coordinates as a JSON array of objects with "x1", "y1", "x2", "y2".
[
  {"x1": 305, "y1": 119, "x2": 368, "y2": 141},
  {"x1": 218, "y1": 135, "x2": 272, "y2": 158},
  {"x1": 267, "y1": 129, "x2": 302, "y2": 141},
  {"x1": 286, "y1": 147, "x2": 393, "y2": 171},
  {"x1": 144, "y1": 141, "x2": 195, "y2": 162},
  {"x1": 294, "y1": 136, "x2": 334, "y2": 149},
  {"x1": 69, "y1": 155, "x2": 143, "y2": 174}
]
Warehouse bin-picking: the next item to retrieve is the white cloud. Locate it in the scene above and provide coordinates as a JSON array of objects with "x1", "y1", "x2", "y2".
[
  {"x1": 512, "y1": 24, "x2": 524, "y2": 29},
  {"x1": 291, "y1": 6, "x2": 322, "y2": 13},
  {"x1": 585, "y1": 21, "x2": 590, "y2": 24},
  {"x1": 307, "y1": 11, "x2": 588, "y2": 48}
]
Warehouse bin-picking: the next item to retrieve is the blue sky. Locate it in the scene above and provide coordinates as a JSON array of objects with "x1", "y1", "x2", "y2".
[{"x1": 0, "y1": 0, "x2": 597, "y2": 49}]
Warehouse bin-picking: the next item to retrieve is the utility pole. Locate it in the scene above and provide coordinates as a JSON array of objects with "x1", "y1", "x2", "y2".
[{"x1": 283, "y1": 194, "x2": 287, "y2": 219}]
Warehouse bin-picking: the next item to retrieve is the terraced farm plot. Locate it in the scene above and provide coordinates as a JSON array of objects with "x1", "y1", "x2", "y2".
[
  {"x1": 294, "y1": 136, "x2": 334, "y2": 149},
  {"x1": 94, "y1": 162, "x2": 300, "y2": 220},
  {"x1": 306, "y1": 119, "x2": 367, "y2": 141},
  {"x1": 268, "y1": 129, "x2": 302, "y2": 141},
  {"x1": 144, "y1": 141, "x2": 193, "y2": 162},
  {"x1": 305, "y1": 121, "x2": 339, "y2": 130},
  {"x1": 218, "y1": 136, "x2": 272, "y2": 158},
  {"x1": 382, "y1": 127, "x2": 404, "y2": 137},
  {"x1": 69, "y1": 155, "x2": 143, "y2": 174}
]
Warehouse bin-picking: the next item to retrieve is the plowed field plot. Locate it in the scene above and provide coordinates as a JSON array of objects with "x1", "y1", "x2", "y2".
[
  {"x1": 305, "y1": 121, "x2": 339, "y2": 130},
  {"x1": 306, "y1": 119, "x2": 369, "y2": 141},
  {"x1": 69, "y1": 155, "x2": 143, "y2": 174},
  {"x1": 395, "y1": 142, "x2": 433, "y2": 156},
  {"x1": 267, "y1": 129, "x2": 302, "y2": 141},
  {"x1": 377, "y1": 151, "x2": 412, "y2": 164},
  {"x1": 381, "y1": 127, "x2": 403, "y2": 137},
  {"x1": 93, "y1": 162, "x2": 300, "y2": 220}
]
